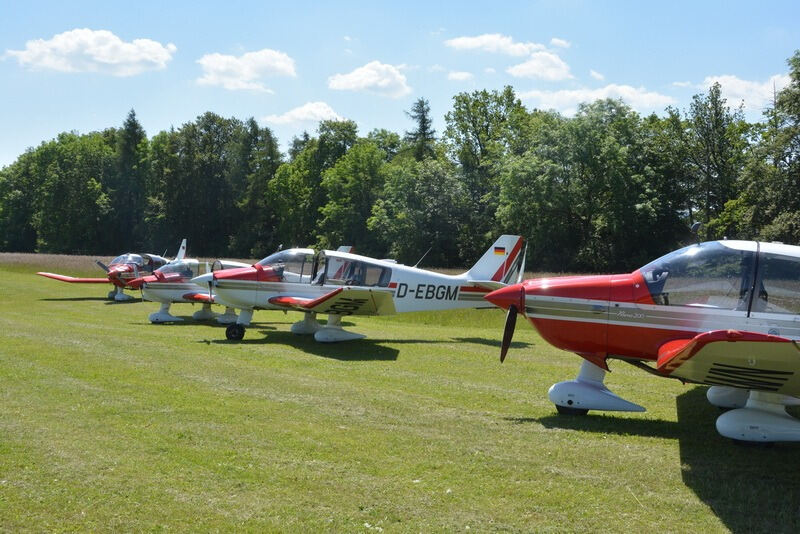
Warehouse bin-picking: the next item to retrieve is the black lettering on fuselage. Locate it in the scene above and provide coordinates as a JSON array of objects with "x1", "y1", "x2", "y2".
[{"x1": 399, "y1": 283, "x2": 459, "y2": 301}]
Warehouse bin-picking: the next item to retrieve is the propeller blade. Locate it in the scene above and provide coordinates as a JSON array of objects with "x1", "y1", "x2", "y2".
[
  {"x1": 500, "y1": 305, "x2": 518, "y2": 363},
  {"x1": 96, "y1": 260, "x2": 109, "y2": 272}
]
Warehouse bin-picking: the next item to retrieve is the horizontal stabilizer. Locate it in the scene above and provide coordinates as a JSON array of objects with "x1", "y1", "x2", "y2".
[
  {"x1": 657, "y1": 329, "x2": 800, "y2": 396},
  {"x1": 37, "y1": 272, "x2": 109, "y2": 284},
  {"x1": 269, "y1": 287, "x2": 396, "y2": 316}
]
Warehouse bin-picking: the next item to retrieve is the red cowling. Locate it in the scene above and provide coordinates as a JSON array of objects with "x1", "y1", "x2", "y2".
[{"x1": 212, "y1": 264, "x2": 283, "y2": 282}]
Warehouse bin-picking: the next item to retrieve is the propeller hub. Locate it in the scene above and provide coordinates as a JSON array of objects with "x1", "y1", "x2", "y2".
[{"x1": 485, "y1": 283, "x2": 526, "y2": 312}]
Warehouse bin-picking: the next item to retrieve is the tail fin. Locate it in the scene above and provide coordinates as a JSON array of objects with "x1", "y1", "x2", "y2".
[
  {"x1": 465, "y1": 235, "x2": 524, "y2": 283},
  {"x1": 175, "y1": 239, "x2": 187, "y2": 261}
]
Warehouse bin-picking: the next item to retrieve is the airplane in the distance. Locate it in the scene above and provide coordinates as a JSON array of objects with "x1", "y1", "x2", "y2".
[
  {"x1": 192, "y1": 235, "x2": 525, "y2": 343},
  {"x1": 37, "y1": 239, "x2": 187, "y2": 301},
  {"x1": 485, "y1": 239, "x2": 800, "y2": 443},
  {"x1": 128, "y1": 246, "x2": 354, "y2": 324}
]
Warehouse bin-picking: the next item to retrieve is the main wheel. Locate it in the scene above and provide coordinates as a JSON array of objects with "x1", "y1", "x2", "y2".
[
  {"x1": 226, "y1": 324, "x2": 245, "y2": 341},
  {"x1": 555, "y1": 404, "x2": 589, "y2": 416}
]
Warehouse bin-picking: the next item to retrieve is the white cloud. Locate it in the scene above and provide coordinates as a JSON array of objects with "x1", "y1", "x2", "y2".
[
  {"x1": 701, "y1": 73, "x2": 790, "y2": 113},
  {"x1": 448, "y1": 71, "x2": 473, "y2": 81},
  {"x1": 590, "y1": 69, "x2": 604, "y2": 81},
  {"x1": 484, "y1": 67, "x2": 496, "y2": 74},
  {"x1": 4, "y1": 28, "x2": 176, "y2": 76},
  {"x1": 519, "y1": 84, "x2": 677, "y2": 114},
  {"x1": 550, "y1": 37, "x2": 571, "y2": 48},
  {"x1": 328, "y1": 60, "x2": 411, "y2": 98},
  {"x1": 262, "y1": 101, "x2": 343, "y2": 125},
  {"x1": 672, "y1": 80, "x2": 692, "y2": 87},
  {"x1": 507, "y1": 51, "x2": 573, "y2": 81},
  {"x1": 196, "y1": 48, "x2": 296, "y2": 92},
  {"x1": 444, "y1": 33, "x2": 545, "y2": 56}
]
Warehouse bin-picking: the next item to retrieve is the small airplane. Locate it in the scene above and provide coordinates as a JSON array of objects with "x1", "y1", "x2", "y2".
[
  {"x1": 485, "y1": 239, "x2": 800, "y2": 443},
  {"x1": 37, "y1": 239, "x2": 187, "y2": 301},
  {"x1": 128, "y1": 247, "x2": 354, "y2": 324},
  {"x1": 192, "y1": 235, "x2": 525, "y2": 343}
]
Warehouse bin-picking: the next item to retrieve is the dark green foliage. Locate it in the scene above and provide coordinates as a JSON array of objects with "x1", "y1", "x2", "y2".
[{"x1": 2, "y1": 50, "x2": 800, "y2": 271}]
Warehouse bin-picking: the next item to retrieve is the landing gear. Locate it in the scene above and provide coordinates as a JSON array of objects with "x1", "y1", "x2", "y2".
[
  {"x1": 149, "y1": 302, "x2": 181, "y2": 323},
  {"x1": 226, "y1": 323, "x2": 245, "y2": 340},
  {"x1": 716, "y1": 391, "x2": 800, "y2": 443},
  {"x1": 291, "y1": 312, "x2": 322, "y2": 335},
  {"x1": 192, "y1": 303, "x2": 216, "y2": 321},
  {"x1": 314, "y1": 314, "x2": 365, "y2": 343},
  {"x1": 555, "y1": 405, "x2": 589, "y2": 416},
  {"x1": 215, "y1": 307, "x2": 238, "y2": 324},
  {"x1": 110, "y1": 286, "x2": 134, "y2": 301},
  {"x1": 549, "y1": 360, "x2": 646, "y2": 414}
]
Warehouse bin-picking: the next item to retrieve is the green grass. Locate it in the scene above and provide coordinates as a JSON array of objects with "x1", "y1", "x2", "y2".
[{"x1": 1, "y1": 255, "x2": 799, "y2": 532}]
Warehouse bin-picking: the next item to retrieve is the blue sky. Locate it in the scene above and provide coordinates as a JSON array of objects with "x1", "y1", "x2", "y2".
[{"x1": 1, "y1": 1, "x2": 799, "y2": 167}]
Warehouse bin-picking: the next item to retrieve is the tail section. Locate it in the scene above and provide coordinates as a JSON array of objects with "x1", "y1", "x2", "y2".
[
  {"x1": 175, "y1": 239, "x2": 187, "y2": 261},
  {"x1": 465, "y1": 235, "x2": 524, "y2": 283}
]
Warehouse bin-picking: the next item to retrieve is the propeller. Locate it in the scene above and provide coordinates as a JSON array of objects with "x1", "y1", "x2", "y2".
[
  {"x1": 96, "y1": 260, "x2": 110, "y2": 272},
  {"x1": 499, "y1": 284, "x2": 526, "y2": 363}
]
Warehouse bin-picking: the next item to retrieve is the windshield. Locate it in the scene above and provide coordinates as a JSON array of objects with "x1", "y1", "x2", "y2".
[
  {"x1": 256, "y1": 250, "x2": 315, "y2": 283},
  {"x1": 156, "y1": 260, "x2": 197, "y2": 278},
  {"x1": 638, "y1": 242, "x2": 756, "y2": 310},
  {"x1": 111, "y1": 253, "x2": 144, "y2": 266}
]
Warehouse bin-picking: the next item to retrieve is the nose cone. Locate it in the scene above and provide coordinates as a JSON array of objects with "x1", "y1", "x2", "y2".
[
  {"x1": 485, "y1": 283, "x2": 526, "y2": 311},
  {"x1": 192, "y1": 272, "x2": 213, "y2": 286}
]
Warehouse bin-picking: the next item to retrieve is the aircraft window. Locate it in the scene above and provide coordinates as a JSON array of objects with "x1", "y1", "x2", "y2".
[
  {"x1": 329, "y1": 260, "x2": 391, "y2": 287},
  {"x1": 754, "y1": 253, "x2": 800, "y2": 314},
  {"x1": 257, "y1": 251, "x2": 314, "y2": 283},
  {"x1": 158, "y1": 261, "x2": 196, "y2": 278},
  {"x1": 638, "y1": 242, "x2": 755, "y2": 309},
  {"x1": 112, "y1": 254, "x2": 144, "y2": 266}
]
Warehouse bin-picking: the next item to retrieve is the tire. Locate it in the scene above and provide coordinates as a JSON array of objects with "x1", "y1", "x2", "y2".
[
  {"x1": 226, "y1": 324, "x2": 245, "y2": 341},
  {"x1": 555, "y1": 404, "x2": 589, "y2": 416}
]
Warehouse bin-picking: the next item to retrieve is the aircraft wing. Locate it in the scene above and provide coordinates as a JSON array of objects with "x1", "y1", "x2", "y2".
[
  {"x1": 656, "y1": 329, "x2": 800, "y2": 396},
  {"x1": 37, "y1": 272, "x2": 110, "y2": 283},
  {"x1": 268, "y1": 287, "x2": 397, "y2": 316}
]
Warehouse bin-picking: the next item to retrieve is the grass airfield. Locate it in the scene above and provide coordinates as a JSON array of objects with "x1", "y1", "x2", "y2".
[{"x1": 1, "y1": 254, "x2": 799, "y2": 532}]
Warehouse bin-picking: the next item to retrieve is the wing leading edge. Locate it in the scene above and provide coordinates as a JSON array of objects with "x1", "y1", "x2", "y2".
[
  {"x1": 268, "y1": 287, "x2": 396, "y2": 316},
  {"x1": 36, "y1": 272, "x2": 110, "y2": 283}
]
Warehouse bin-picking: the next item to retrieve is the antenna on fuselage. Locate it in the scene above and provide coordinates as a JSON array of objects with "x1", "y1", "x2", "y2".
[
  {"x1": 690, "y1": 222, "x2": 702, "y2": 244},
  {"x1": 413, "y1": 246, "x2": 433, "y2": 268}
]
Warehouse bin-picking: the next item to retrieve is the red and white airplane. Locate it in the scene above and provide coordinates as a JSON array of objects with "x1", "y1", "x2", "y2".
[
  {"x1": 127, "y1": 247, "x2": 354, "y2": 324},
  {"x1": 37, "y1": 239, "x2": 187, "y2": 301},
  {"x1": 192, "y1": 235, "x2": 525, "y2": 343},
  {"x1": 485, "y1": 240, "x2": 800, "y2": 443}
]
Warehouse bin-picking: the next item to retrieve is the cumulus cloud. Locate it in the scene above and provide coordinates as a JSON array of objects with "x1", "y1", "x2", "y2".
[
  {"x1": 519, "y1": 84, "x2": 676, "y2": 114},
  {"x1": 4, "y1": 28, "x2": 176, "y2": 76},
  {"x1": 507, "y1": 51, "x2": 573, "y2": 81},
  {"x1": 444, "y1": 33, "x2": 545, "y2": 56},
  {"x1": 328, "y1": 60, "x2": 411, "y2": 98},
  {"x1": 448, "y1": 70, "x2": 473, "y2": 81},
  {"x1": 672, "y1": 80, "x2": 692, "y2": 87},
  {"x1": 196, "y1": 48, "x2": 296, "y2": 92},
  {"x1": 550, "y1": 37, "x2": 571, "y2": 48},
  {"x1": 590, "y1": 69, "x2": 604, "y2": 81},
  {"x1": 701, "y1": 73, "x2": 790, "y2": 113},
  {"x1": 262, "y1": 101, "x2": 343, "y2": 125},
  {"x1": 485, "y1": 67, "x2": 496, "y2": 74}
]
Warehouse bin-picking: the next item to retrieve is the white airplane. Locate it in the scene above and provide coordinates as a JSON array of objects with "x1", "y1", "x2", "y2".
[
  {"x1": 38, "y1": 239, "x2": 187, "y2": 301},
  {"x1": 128, "y1": 246, "x2": 354, "y2": 324},
  {"x1": 192, "y1": 235, "x2": 525, "y2": 342}
]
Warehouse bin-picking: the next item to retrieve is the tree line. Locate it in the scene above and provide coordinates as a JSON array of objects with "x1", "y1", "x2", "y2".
[{"x1": 1, "y1": 51, "x2": 798, "y2": 272}]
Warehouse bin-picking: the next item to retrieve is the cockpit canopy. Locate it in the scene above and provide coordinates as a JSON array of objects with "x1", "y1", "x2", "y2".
[
  {"x1": 638, "y1": 241, "x2": 800, "y2": 315},
  {"x1": 257, "y1": 249, "x2": 317, "y2": 283},
  {"x1": 254, "y1": 248, "x2": 393, "y2": 287},
  {"x1": 156, "y1": 259, "x2": 200, "y2": 279},
  {"x1": 110, "y1": 253, "x2": 169, "y2": 271},
  {"x1": 111, "y1": 253, "x2": 146, "y2": 266}
]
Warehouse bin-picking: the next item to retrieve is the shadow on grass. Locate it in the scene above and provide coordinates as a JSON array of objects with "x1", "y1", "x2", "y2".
[
  {"x1": 516, "y1": 387, "x2": 800, "y2": 531},
  {"x1": 201, "y1": 330, "x2": 402, "y2": 361},
  {"x1": 453, "y1": 337, "x2": 533, "y2": 350},
  {"x1": 39, "y1": 296, "x2": 112, "y2": 302}
]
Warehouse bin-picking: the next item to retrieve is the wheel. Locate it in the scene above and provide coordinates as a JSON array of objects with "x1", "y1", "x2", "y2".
[
  {"x1": 225, "y1": 324, "x2": 245, "y2": 341},
  {"x1": 555, "y1": 404, "x2": 589, "y2": 416}
]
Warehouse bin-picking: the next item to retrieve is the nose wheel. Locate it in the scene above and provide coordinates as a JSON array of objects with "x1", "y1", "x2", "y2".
[{"x1": 225, "y1": 324, "x2": 245, "y2": 341}]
